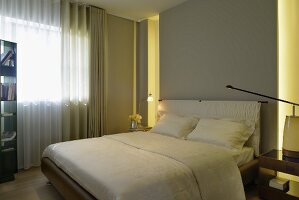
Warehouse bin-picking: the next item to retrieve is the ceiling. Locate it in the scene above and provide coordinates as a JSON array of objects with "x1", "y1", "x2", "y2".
[{"x1": 77, "y1": 0, "x2": 189, "y2": 21}]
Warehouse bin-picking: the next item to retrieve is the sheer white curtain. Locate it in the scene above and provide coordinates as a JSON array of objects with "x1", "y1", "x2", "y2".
[
  {"x1": 0, "y1": 0, "x2": 62, "y2": 169},
  {"x1": 0, "y1": 0, "x2": 101, "y2": 169}
]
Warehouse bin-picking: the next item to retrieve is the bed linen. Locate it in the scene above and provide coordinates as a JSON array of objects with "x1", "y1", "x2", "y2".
[
  {"x1": 231, "y1": 147, "x2": 254, "y2": 166},
  {"x1": 42, "y1": 132, "x2": 246, "y2": 200}
]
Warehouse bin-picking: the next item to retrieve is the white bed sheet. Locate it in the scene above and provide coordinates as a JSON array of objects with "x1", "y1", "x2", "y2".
[{"x1": 43, "y1": 132, "x2": 246, "y2": 200}]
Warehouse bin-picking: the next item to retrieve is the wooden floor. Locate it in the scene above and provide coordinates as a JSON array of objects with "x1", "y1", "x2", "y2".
[
  {"x1": 245, "y1": 183, "x2": 261, "y2": 200},
  {"x1": 0, "y1": 167, "x2": 261, "y2": 200},
  {"x1": 0, "y1": 167, "x2": 63, "y2": 200}
]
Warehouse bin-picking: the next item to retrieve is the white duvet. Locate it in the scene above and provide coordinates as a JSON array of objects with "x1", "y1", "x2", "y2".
[{"x1": 42, "y1": 132, "x2": 246, "y2": 200}]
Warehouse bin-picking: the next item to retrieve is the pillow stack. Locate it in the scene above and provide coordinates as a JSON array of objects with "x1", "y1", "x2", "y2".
[
  {"x1": 186, "y1": 118, "x2": 255, "y2": 150},
  {"x1": 150, "y1": 113, "x2": 255, "y2": 150},
  {"x1": 150, "y1": 114, "x2": 198, "y2": 138}
]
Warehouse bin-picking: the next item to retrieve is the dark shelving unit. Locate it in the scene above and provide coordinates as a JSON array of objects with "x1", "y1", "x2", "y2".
[{"x1": 0, "y1": 39, "x2": 17, "y2": 183}]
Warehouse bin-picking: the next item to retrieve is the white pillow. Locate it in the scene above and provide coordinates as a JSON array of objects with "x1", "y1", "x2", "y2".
[
  {"x1": 150, "y1": 114, "x2": 198, "y2": 138},
  {"x1": 186, "y1": 118, "x2": 255, "y2": 150}
]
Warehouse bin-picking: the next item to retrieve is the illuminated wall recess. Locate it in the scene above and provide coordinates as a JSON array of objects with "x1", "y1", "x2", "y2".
[
  {"x1": 278, "y1": 0, "x2": 299, "y2": 181},
  {"x1": 278, "y1": 0, "x2": 299, "y2": 150},
  {"x1": 147, "y1": 16, "x2": 159, "y2": 127}
]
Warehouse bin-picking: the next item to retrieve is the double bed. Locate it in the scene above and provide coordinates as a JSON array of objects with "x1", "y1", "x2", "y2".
[{"x1": 41, "y1": 100, "x2": 261, "y2": 200}]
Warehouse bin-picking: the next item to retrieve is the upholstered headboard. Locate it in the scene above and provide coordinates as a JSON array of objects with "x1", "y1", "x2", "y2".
[{"x1": 158, "y1": 100, "x2": 261, "y2": 156}]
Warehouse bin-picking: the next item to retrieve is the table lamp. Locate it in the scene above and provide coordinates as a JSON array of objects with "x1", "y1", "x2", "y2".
[{"x1": 226, "y1": 85, "x2": 299, "y2": 159}]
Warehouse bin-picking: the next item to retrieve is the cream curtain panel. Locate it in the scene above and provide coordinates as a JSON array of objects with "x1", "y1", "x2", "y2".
[
  {"x1": 88, "y1": 7, "x2": 107, "y2": 137},
  {"x1": 61, "y1": 0, "x2": 107, "y2": 139},
  {"x1": 61, "y1": 1, "x2": 89, "y2": 140}
]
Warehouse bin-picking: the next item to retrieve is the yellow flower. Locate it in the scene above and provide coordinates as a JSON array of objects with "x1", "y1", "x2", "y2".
[{"x1": 129, "y1": 114, "x2": 142, "y2": 123}]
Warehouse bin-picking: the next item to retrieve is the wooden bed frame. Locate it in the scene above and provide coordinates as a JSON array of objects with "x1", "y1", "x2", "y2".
[{"x1": 41, "y1": 157, "x2": 259, "y2": 200}]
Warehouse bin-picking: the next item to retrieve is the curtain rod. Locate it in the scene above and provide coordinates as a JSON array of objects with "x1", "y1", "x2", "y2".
[{"x1": 69, "y1": 1, "x2": 105, "y2": 10}]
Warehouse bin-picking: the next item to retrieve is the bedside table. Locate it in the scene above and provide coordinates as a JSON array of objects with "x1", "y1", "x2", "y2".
[
  {"x1": 259, "y1": 149, "x2": 299, "y2": 200},
  {"x1": 128, "y1": 127, "x2": 151, "y2": 132}
]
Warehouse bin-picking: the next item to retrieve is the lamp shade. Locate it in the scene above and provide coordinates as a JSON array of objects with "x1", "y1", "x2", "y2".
[{"x1": 283, "y1": 116, "x2": 299, "y2": 158}]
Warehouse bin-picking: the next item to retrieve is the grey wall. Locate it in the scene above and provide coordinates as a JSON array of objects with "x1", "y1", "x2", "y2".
[
  {"x1": 160, "y1": 0, "x2": 277, "y2": 153},
  {"x1": 107, "y1": 14, "x2": 134, "y2": 134}
]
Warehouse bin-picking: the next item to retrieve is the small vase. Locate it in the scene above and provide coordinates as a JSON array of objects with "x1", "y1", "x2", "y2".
[{"x1": 130, "y1": 121, "x2": 138, "y2": 129}]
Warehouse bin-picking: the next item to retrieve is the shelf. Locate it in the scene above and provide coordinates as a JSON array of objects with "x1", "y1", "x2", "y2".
[
  {"x1": 1, "y1": 147, "x2": 15, "y2": 153},
  {"x1": 0, "y1": 82, "x2": 17, "y2": 101},
  {"x1": 128, "y1": 127, "x2": 152, "y2": 132},
  {"x1": 0, "y1": 66, "x2": 16, "y2": 77},
  {"x1": 259, "y1": 168, "x2": 299, "y2": 198},
  {"x1": 0, "y1": 113, "x2": 16, "y2": 117},
  {"x1": 259, "y1": 180, "x2": 299, "y2": 200},
  {"x1": 0, "y1": 76, "x2": 16, "y2": 84},
  {"x1": 1, "y1": 139, "x2": 17, "y2": 149},
  {"x1": 0, "y1": 174, "x2": 15, "y2": 183},
  {"x1": 0, "y1": 99, "x2": 17, "y2": 102},
  {"x1": 1, "y1": 131, "x2": 16, "y2": 142},
  {"x1": 0, "y1": 39, "x2": 17, "y2": 183},
  {"x1": 259, "y1": 150, "x2": 299, "y2": 200}
]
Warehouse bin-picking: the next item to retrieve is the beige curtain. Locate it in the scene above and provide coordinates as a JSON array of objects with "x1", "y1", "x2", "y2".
[
  {"x1": 61, "y1": 1, "x2": 107, "y2": 140},
  {"x1": 88, "y1": 7, "x2": 107, "y2": 137}
]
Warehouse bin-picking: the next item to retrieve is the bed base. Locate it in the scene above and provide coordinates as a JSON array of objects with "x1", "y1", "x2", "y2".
[
  {"x1": 239, "y1": 158, "x2": 259, "y2": 185},
  {"x1": 41, "y1": 157, "x2": 258, "y2": 200},
  {"x1": 41, "y1": 158, "x2": 96, "y2": 200}
]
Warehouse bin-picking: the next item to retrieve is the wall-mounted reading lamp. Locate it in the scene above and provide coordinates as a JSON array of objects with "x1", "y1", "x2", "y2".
[
  {"x1": 138, "y1": 93, "x2": 154, "y2": 113},
  {"x1": 147, "y1": 93, "x2": 154, "y2": 102},
  {"x1": 226, "y1": 85, "x2": 299, "y2": 159}
]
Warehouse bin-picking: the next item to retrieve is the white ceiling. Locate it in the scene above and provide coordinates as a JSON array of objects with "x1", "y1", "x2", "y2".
[{"x1": 77, "y1": 0, "x2": 189, "y2": 21}]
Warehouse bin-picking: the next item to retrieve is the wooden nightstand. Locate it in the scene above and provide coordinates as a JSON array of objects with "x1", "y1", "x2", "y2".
[
  {"x1": 128, "y1": 127, "x2": 151, "y2": 132},
  {"x1": 259, "y1": 149, "x2": 299, "y2": 200}
]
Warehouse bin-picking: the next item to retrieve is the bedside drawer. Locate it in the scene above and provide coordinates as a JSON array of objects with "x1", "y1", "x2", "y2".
[{"x1": 259, "y1": 157, "x2": 299, "y2": 176}]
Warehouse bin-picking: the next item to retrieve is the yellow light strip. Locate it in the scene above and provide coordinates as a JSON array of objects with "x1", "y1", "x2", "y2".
[
  {"x1": 278, "y1": 0, "x2": 299, "y2": 150},
  {"x1": 276, "y1": 0, "x2": 299, "y2": 182},
  {"x1": 133, "y1": 21, "x2": 137, "y2": 114},
  {"x1": 147, "y1": 16, "x2": 159, "y2": 127}
]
